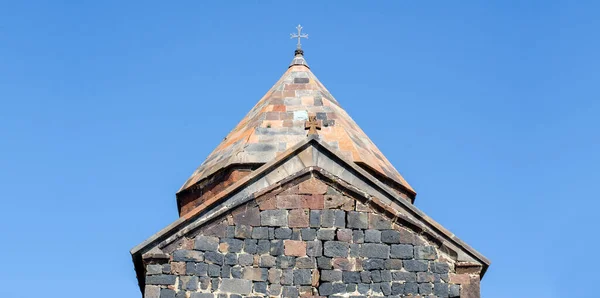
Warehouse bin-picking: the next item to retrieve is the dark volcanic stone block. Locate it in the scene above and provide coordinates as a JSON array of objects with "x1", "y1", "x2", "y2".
[
  {"x1": 360, "y1": 243, "x2": 390, "y2": 259},
  {"x1": 390, "y1": 244, "x2": 413, "y2": 259},
  {"x1": 324, "y1": 241, "x2": 349, "y2": 257},
  {"x1": 404, "y1": 260, "x2": 428, "y2": 272},
  {"x1": 195, "y1": 236, "x2": 219, "y2": 252}
]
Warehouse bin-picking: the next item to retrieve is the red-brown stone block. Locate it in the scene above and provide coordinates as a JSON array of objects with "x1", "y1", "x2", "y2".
[
  {"x1": 324, "y1": 195, "x2": 354, "y2": 210},
  {"x1": 277, "y1": 194, "x2": 324, "y2": 210},
  {"x1": 288, "y1": 209, "x2": 310, "y2": 228},
  {"x1": 298, "y1": 178, "x2": 328, "y2": 195},
  {"x1": 232, "y1": 206, "x2": 261, "y2": 226},
  {"x1": 284, "y1": 240, "x2": 306, "y2": 257}
]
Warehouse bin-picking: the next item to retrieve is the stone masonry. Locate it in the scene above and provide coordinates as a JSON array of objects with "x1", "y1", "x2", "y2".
[{"x1": 142, "y1": 177, "x2": 475, "y2": 298}]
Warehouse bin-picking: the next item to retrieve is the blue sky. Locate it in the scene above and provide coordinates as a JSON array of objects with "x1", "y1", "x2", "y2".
[{"x1": 1, "y1": 1, "x2": 598, "y2": 297}]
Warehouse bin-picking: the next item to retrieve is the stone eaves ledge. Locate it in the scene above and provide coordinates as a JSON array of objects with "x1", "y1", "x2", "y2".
[{"x1": 131, "y1": 136, "x2": 490, "y2": 292}]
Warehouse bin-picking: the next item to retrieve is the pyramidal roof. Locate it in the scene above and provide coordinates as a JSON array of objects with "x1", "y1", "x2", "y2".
[{"x1": 178, "y1": 50, "x2": 414, "y2": 197}]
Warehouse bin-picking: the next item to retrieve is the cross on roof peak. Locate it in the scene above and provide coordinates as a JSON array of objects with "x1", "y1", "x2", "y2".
[{"x1": 290, "y1": 24, "x2": 308, "y2": 54}]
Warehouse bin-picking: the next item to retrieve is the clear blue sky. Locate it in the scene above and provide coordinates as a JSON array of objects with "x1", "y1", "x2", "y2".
[{"x1": 1, "y1": 1, "x2": 598, "y2": 297}]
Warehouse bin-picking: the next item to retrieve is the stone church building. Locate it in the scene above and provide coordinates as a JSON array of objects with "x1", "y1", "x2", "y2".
[{"x1": 131, "y1": 40, "x2": 490, "y2": 297}]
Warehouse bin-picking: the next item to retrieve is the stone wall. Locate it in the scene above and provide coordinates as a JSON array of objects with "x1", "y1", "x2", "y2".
[{"x1": 143, "y1": 178, "x2": 476, "y2": 298}]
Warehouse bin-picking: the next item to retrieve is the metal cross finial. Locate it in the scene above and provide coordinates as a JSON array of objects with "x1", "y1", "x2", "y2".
[{"x1": 290, "y1": 24, "x2": 308, "y2": 50}]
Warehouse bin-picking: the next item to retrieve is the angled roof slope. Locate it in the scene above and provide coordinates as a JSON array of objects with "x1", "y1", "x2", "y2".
[
  {"x1": 178, "y1": 53, "x2": 413, "y2": 194},
  {"x1": 132, "y1": 137, "x2": 490, "y2": 292}
]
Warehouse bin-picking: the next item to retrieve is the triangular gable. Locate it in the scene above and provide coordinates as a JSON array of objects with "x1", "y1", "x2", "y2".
[{"x1": 131, "y1": 136, "x2": 489, "y2": 290}]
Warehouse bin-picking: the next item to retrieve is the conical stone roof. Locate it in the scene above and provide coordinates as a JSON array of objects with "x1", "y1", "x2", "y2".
[{"x1": 179, "y1": 52, "x2": 414, "y2": 196}]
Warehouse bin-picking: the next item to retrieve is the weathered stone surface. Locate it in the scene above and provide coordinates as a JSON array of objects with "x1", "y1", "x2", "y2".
[
  {"x1": 349, "y1": 243, "x2": 360, "y2": 257},
  {"x1": 336, "y1": 229, "x2": 353, "y2": 242},
  {"x1": 301, "y1": 228, "x2": 316, "y2": 241},
  {"x1": 317, "y1": 256, "x2": 332, "y2": 269},
  {"x1": 146, "y1": 275, "x2": 176, "y2": 285},
  {"x1": 211, "y1": 278, "x2": 219, "y2": 291},
  {"x1": 431, "y1": 261, "x2": 450, "y2": 273},
  {"x1": 309, "y1": 210, "x2": 321, "y2": 227},
  {"x1": 364, "y1": 229, "x2": 381, "y2": 243},
  {"x1": 204, "y1": 251, "x2": 224, "y2": 265},
  {"x1": 390, "y1": 244, "x2": 413, "y2": 259},
  {"x1": 293, "y1": 269, "x2": 312, "y2": 285},
  {"x1": 195, "y1": 236, "x2": 219, "y2": 251},
  {"x1": 434, "y1": 282, "x2": 449, "y2": 297},
  {"x1": 179, "y1": 276, "x2": 198, "y2": 291},
  {"x1": 243, "y1": 239, "x2": 257, "y2": 254},
  {"x1": 146, "y1": 264, "x2": 162, "y2": 275},
  {"x1": 324, "y1": 241, "x2": 349, "y2": 257},
  {"x1": 281, "y1": 269, "x2": 293, "y2": 285},
  {"x1": 275, "y1": 227, "x2": 292, "y2": 239},
  {"x1": 332, "y1": 257, "x2": 354, "y2": 271},
  {"x1": 145, "y1": 179, "x2": 480, "y2": 298},
  {"x1": 298, "y1": 178, "x2": 328, "y2": 195},
  {"x1": 277, "y1": 255, "x2": 296, "y2": 268},
  {"x1": 381, "y1": 230, "x2": 401, "y2": 243},
  {"x1": 268, "y1": 268, "x2": 282, "y2": 283},
  {"x1": 342, "y1": 271, "x2": 361, "y2": 283},
  {"x1": 358, "y1": 283, "x2": 370, "y2": 294},
  {"x1": 186, "y1": 262, "x2": 207, "y2": 276},
  {"x1": 449, "y1": 284, "x2": 461, "y2": 297},
  {"x1": 270, "y1": 240, "x2": 284, "y2": 256},
  {"x1": 318, "y1": 282, "x2": 339, "y2": 296},
  {"x1": 221, "y1": 265, "x2": 231, "y2": 277},
  {"x1": 417, "y1": 272, "x2": 435, "y2": 283},
  {"x1": 254, "y1": 281, "x2": 268, "y2": 294},
  {"x1": 208, "y1": 264, "x2": 221, "y2": 277},
  {"x1": 381, "y1": 282, "x2": 392, "y2": 295},
  {"x1": 282, "y1": 285, "x2": 299, "y2": 297},
  {"x1": 381, "y1": 270, "x2": 392, "y2": 281},
  {"x1": 405, "y1": 282, "x2": 419, "y2": 295},
  {"x1": 284, "y1": 240, "x2": 306, "y2": 256},
  {"x1": 404, "y1": 260, "x2": 429, "y2": 272},
  {"x1": 144, "y1": 285, "x2": 160, "y2": 298},
  {"x1": 260, "y1": 255, "x2": 276, "y2": 267},
  {"x1": 162, "y1": 264, "x2": 171, "y2": 274},
  {"x1": 238, "y1": 253, "x2": 253, "y2": 266},
  {"x1": 324, "y1": 195, "x2": 354, "y2": 210},
  {"x1": 361, "y1": 243, "x2": 390, "y2": 259},
  {"x1": 160, "y1": 288, "x2": 176, "y2": 298},
  {"x1": 268, "y1": 283, "x2": 282, "y2": 296},
  {"x1": 295, "y1": 256, "x2": 315, "y2": 269},
  {"x1": 352, "y1": 230, "x2": 364, "y2": 243},
  {"x1": 288, "y1": 209, "x2": 309, "y2": 227},
  {"x1": 419, "y1": 283, "x2": 434, "y2": 295},
  {"x1": 252, "y1": 227, "x2": 269, "y2": 239},
  {"x1": 235, "y1": 225, "x2": 252, "y2": 239},
  {"x1": 320, "y1": 270, "x2": 342, "y2": 282},
  {"x1": 391, "y1": 282, "x2": 405, "y2": 295},
  {"x1": 260, "y1": 210, "x2": 288, "y2": 226},
  {"x1": 232, "y1": 206, "x2": 260, "y2": 226},
  {"x1": 243, "y1": 267, "x2": 267, "y2": 281},
  {"x1": 414, "y1": 246, "x2": 438, "y2": 260},
  {"x1": 392, "y1": 271, "x2": 416, "y2": 282},
  {"x1": 371, "y1": 270, "x2": 382, "y2": 282},
  {"x1": 362, "y1": 258, "x2": 385, "y2": 270},
  {"x1": 384, "y1": 259, "x2": 403, "y2": 270},
  {"x1": 220, "y1": 238, "x2": 243, "y2": 253},
  {"x1": 220, "y1": 278, "x2": 252, "y2": 294},
  {"x1": 368, "y1": 213, "x2": 392, "y2": 229},
  {"x1": 306, "y1": 240, "x2": 323, "y2": 257},
  {"x1": 191, "y1": 293, "x2": 214, "y2": 298},
  {"x1": 257, "y1": 240, "x2": 270, "y2": 254},
  {"x1": 317, "y1": 228, "x2": 335, "y2": 240}
]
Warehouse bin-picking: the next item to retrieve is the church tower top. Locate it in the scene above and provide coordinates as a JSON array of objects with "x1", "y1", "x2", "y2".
[{"x1": 176, "y1": 25, "x2": 415, "y2": 216}]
